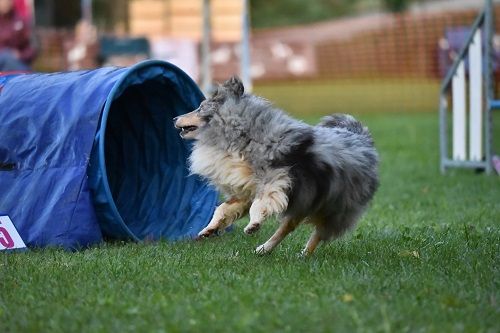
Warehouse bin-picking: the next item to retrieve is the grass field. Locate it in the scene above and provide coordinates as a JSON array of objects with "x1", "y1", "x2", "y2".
[
  {"x1": 254, "y1": 79, "x2": 439, "y2": 114},
  {"x1": 1, "y1": 112, "x2": 499, "y2": 332}
]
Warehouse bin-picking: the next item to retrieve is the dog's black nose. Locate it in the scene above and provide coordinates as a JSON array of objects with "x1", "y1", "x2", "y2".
[{"x1": 173, "y1": 116, "x2": 179, "y2": 123}]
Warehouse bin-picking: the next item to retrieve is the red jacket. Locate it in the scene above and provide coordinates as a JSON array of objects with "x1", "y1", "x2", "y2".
[{"x1": 0, "y1": 9, "x2": 36, "y2": 63}]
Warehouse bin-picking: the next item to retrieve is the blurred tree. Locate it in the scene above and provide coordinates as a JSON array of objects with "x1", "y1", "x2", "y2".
[
  {"x1": 250, "y1": 0, "x2": 425, "y2": 28},
  {"x1": 250, "y1": 0, "x2": 360, "y2": 29},
  {"x1": 34, "y1": 0, "x2": 129, "y2": 30},
  {"x1": 34, "y1": 0, "x2": 80, "y2": 27},
  {"x1": 382, "y1": 0, "x2": 414, "y2": 12},
  {"x1": 93, "y1": 0, "x2": 129, "y2": 32}
]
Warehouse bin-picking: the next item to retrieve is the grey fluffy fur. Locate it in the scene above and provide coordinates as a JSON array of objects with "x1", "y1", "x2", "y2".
[{"x1": 178, "y1": 76, "x2": 379, "y2": 254}]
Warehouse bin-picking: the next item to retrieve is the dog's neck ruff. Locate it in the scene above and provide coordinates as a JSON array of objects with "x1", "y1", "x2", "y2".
[{"x1": 190, "y1": 143, "x2": 256, "y2": 199}]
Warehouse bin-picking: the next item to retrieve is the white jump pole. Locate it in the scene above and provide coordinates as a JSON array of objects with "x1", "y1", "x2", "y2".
[
  {"x1": 81, "y1": 0, "x2": 93, "y2": 24},
  {"x1": 452, "y1": 61, "x2": 467, "y2": 161},
  {"x1": 201, "y1": 0, "x2": 212, "y2": 95},
  {"x1": 241, "y1": 0, "x2": 252, "y2": 92},
  {"x1": 469, "y1": 29, "x2": 483, "y2": 161}
]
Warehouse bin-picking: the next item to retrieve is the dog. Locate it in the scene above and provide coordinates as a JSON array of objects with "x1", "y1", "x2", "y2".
[{"x1": 174, "y1": 76, "x2": 379, "y2": 255}]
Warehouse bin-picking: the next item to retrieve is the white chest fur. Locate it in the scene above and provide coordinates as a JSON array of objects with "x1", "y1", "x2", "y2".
[{"x1": 189, "y1": 144, "x2": 256, "y2": 198}]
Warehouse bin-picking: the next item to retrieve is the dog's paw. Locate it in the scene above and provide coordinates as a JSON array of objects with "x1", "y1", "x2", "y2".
[
  {"x1": 255, "y1": 244, "x2": 271, "y2": 255},
  {"x1": 244, "y1": 223, "x2": 261, "y2": 235},
  {"x1": 299, "y1": 248, "x2": 312, "y2": 258},
  {"x1": 197, "y1": 227, "x2": 218, "y2": 239}
]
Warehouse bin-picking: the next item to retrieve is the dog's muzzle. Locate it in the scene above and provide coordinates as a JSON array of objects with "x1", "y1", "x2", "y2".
[{"x1": 174, "y1": 116, "x2": 199, "y2": 138}]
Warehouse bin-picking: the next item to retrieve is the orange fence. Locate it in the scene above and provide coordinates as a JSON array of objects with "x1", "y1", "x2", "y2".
[{"x1": 31, "y1": 5, "x2": 500, "y2": 114}]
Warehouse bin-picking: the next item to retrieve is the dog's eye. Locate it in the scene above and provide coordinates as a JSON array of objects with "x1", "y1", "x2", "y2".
[
  {"x1": 198, "y1": 108, "x2": 213, "y2": 122},
  {"x1": 199, "y1": 110, "x2": 213, "y2": 121}
]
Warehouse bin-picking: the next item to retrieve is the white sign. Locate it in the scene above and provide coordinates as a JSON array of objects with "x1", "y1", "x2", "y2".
[{"x1": 0, "y1": 215, "x2": 26, "y2": 251}]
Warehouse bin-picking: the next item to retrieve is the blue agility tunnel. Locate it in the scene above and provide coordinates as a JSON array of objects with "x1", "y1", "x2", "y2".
[{"x1": 0, "y1": 61, "x2": 218, "y2": 249}]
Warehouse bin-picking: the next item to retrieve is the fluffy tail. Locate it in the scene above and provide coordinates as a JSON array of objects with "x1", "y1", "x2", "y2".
[{"x1": 318, "y1": 114, "x2": 365, "y2": 134}]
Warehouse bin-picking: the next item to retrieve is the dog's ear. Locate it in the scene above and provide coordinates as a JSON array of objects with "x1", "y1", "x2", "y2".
[
  {"x1": 209, "y1": 85, "x2": 226, "y2": 102},
  {"x1": 211, "y1": 85, "x2": 222, "y2": 98},
  {"x1": 223, "y1": 76, "x2": 244, "y2": 97}
]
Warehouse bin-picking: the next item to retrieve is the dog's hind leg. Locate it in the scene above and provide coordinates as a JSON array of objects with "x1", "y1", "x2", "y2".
[
  {"x1": 301, "y1": 210, "x2": 364, "y2": 255},
  {"x1": 255, "y1": 216, "x2": 301, "y2": 255},
  {"x1": 301, "y1": 228, "x2": 322, "y2": 256},
  {"x1": 300, "y1": 217, "x2": 326, "y2": 256},
  {"x1": 198, "y1": 198, "x2": 249, "y2": 238}
]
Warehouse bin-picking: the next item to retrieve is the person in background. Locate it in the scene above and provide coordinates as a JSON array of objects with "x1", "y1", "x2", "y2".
[{"x1": 0, "y1": 0, "x2": 36, "y2": 71}]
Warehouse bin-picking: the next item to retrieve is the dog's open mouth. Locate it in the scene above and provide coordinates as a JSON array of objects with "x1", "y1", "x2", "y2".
[
  {"x1": 174, "y1": 111, "x2": 205, "y2": 139},
  {"x1": 179, "y1": 125, "x2": 198, "y2": 136}
]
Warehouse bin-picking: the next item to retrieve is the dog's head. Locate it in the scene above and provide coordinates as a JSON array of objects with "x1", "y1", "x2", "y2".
[{"x1": 174, "y1": 76, "x2": 244, "y2": 140}]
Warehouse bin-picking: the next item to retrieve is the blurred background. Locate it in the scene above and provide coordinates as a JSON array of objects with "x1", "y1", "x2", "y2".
[{"x1": 4, "y1": 0, "x2": 500, "y2": 115}]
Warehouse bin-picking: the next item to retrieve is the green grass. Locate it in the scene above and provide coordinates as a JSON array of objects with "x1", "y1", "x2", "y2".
[
  {"x1": 1, "y1": 113, "x2": 499, "y2": 333},
  {"x1": 254, "y1": 79, "x2": 440, "y2": 114}
]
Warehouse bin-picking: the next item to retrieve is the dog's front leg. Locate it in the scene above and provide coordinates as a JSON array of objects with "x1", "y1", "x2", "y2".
[
  {"x1": 198, "y1": 198, "x2": 249, "y2": 238},
  {"x1": 244, "y1": 171, "x2": 290, "y2": 235},
  {"x1": 244, "y1": 190, "x2": 288, "y2": 235}
]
